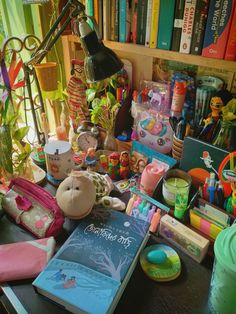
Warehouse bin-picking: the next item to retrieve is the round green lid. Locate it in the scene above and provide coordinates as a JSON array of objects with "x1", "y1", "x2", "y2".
[{"x1": 214, "y1": 226, "x2": 236, "y2": 275}]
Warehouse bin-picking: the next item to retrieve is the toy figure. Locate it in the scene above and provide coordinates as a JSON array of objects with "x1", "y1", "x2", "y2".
[
  {"x1": 99, "y1": 154, "x2": 108, "y2": 171},
  {"x1": 130, "y1": 151, "x2": 148, "y2": 174},
  {"x1": 56, "y1": 170, "x2": 125, "y2": 219},
  {"x1": 108, "y1": 152, "x2": 120, "y2": 180},
  {"x1": 119, "y1": 151, "x2": 130, "y2": 179},
  {"x1": 200, "y1": 96, "x2": 224, "y2": 142},
  {"x1": 85, "y1": 147, "x2": 97, "y2": 168}
]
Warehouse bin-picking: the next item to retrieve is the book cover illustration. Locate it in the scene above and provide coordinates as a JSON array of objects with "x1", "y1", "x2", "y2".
[
  {"x1": 202, "y1": 0, "x2": 235, "y2": 59},
  {"x1": 33, "y1": 208, "x2": 149, "y2": 314}
]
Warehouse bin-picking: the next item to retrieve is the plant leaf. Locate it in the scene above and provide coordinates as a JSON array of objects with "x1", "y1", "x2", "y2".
[
  {"x1": 86, "y1": 88, "x2": 96, "y2": 102},
  {"x1": 13, "y1": 126, "x2": 29, "y2": 141}
]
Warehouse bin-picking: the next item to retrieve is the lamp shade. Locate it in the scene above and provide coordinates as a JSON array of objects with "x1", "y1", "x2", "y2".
[{"x1": 80, "y1": 30, "x2": 123, "y2": 83}]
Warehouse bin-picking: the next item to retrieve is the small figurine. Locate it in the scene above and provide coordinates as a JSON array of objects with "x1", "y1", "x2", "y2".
[
  {"x1": 108, "y1": 152, "x2": 120, "y2": 180},
  {"x1": 119, "y1": 151, "x2": 130, "y2": 179},
  {"x1": 85, "y1": 147, "x2": 97, "y2": 168},
  {"x1": 99, "y1": 154, "x2": 108, "y2": 171}
]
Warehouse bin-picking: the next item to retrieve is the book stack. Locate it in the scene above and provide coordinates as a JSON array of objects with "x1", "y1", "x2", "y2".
[
  {"x1": 84, "y1": 0, "x2": 236, "y2": 60},
  {"x1": 33, "y1": 207, "x2": 150, "y2": 314}
]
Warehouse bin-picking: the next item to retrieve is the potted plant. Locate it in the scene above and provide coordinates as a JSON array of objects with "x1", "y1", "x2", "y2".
[{"x1": 86, "y1": 78, "x2": 121, "y2": 151}]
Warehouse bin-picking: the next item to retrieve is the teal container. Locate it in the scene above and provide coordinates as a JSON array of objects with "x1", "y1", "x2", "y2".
[{"x1": 208, "y1": 226, "x2": 236, "y2": 314}]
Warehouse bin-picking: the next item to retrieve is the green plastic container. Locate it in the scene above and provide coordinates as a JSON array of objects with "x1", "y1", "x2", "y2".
[{"x1": 208, "y1": 226, "x2": 236, "y2": 314}]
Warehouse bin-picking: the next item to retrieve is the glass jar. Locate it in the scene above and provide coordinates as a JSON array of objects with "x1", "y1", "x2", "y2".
[
  {"x1": 213, "y1": 120, "x2": 236, "y2": 152},
  {"x1": 103, "y1": 130, "x2": 118, "y2": 151}
]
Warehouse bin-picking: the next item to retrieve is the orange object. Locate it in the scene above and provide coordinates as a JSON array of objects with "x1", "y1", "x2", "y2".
[
  {"x1": 149, "y1": 209, "x2": 161, "y2": 233},
  {"x1": 56, "y1": 126, "x2": 67, "y2": 141}
]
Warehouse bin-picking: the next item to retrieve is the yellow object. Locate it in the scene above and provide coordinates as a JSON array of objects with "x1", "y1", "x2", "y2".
[
  {"x1": 149, "y1": 0, "x2": 160, "y2": 48},
  {"x1": 34, "y1": 62, "x2": 58, "y2": 92}
]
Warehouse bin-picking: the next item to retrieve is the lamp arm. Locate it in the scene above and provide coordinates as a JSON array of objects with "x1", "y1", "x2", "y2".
[{"x1": 26, "y1": 0, "x2": 85, "y2": 66}]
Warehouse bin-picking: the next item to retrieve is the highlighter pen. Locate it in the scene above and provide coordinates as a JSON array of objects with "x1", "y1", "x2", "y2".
[
  {"x1": 203, "y1": 177, "x2": 209, "y2": 200},
  {"x1": 149, "y1": 209, "x2": 161, "y2": 233}
]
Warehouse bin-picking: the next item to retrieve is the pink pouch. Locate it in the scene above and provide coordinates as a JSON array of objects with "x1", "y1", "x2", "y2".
[
  {"x1": 2, "y1": 178, "x2": 64, "y2": 238},
  {"x1": 0, "y1": 237, "x2": 56, "y2": 282}
]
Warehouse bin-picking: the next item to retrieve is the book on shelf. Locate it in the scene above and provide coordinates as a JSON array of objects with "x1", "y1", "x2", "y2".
[
  {"x1": 157, "y1": 0, "x2": 175, "y2": 50},
  {"x1": 33, "y1": 207, "x2": 150, "y2": 314},
  {"x1": 131, "y1": 0, "x2": 138, "y2": 43},
  {"x1": 98, "y1": 0, "x2": 103, "y2": 39},
  {"x1": 136, "y1": 0, "x2": 148, "y2": 45},
  {"x1": 85, "y1": 0, "x2": 94, "y2": 29},
  {"x1": 110, "y1": 0, "x2": 116, "y2": 41},
  {"x1": 171, "y1": 0, "x2": 185, "y2": 51},
  {"x1": 179, "y1": 0, "x2": 197, "y2": 54},
  {"x1": 114, "y1": 0, "x2": 119, "y2": 42},
  {"x1": 93, "y1": 0, "x2": 99, "y2": 25},
  {"x1": 145, "y1": 0, "x2": 153, "y2": 47},
  {"x1": 149, "y1": 0, "x2": 160, "y2": 48},
  {"x1": 190, "y1": 0, "x2": 210, "y2": 55},
  {"x1": 202, "y1": 0, "x2": 235, "y2": 59},
  {"x1": 103, "y1": 0, "x2": 111, "y2": 40},
  {"x1": 224, "y1": 2, "x2": 236, "y2": 60},
  {"x1": 119, "y1": 0, "x2": 131, "y2": 43}
]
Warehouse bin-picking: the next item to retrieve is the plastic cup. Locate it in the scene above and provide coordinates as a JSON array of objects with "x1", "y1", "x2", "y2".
[{"x1": 208, "y1": 226, "x2": 236, "y2": 314}]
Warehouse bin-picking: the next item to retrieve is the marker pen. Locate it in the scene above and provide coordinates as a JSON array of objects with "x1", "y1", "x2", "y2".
[
  {"x1": 203, "y1": 177, "x2": 209, "y2": 200},
  {"x1": 147, "y1": 205, "x2": 156, "y2": 223},
  {"x1": 208, "y1": 173, "x2": 216, "y2": 204}
]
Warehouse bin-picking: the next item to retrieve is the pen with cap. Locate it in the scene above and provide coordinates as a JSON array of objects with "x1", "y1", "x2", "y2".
[{"x1": 208, "y1": 172, "x2": 216, "y2": 204}]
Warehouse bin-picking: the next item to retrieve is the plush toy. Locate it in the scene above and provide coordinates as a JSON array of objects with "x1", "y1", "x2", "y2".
[{"x1": 56, "y1": 170, "x2": 125, "y2": 219}]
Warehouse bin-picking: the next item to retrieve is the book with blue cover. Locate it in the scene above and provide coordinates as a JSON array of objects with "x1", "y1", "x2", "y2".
[{"x1": 33, "y1": 207, "x2": 150, "y2": 314}]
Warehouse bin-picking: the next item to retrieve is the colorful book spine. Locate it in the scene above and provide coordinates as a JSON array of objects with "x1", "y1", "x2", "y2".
[
  {"x1": 145, "y1": 0, "x2": 153, "y2": 47},
  {"x1": 110, "y1": 0, "x2": 116, "y2": 41},
  {"x1": 136, "y1": 0, "x2": 148, "y2": 45},
  {"x1": 98, "y1": 0, "x2": 103, "y2": 39},
  {"x1": 119, "y1": 0, "x2": 127, "y2": 42},
  {"x1": 179, "y1": 0, "x2": 197, "y2": 54},
  {"x1": 190, "y1": 0, "x2": 210, "y2": 55},
  {"x1": 114, "y1": 0, "x2": 119, "y2": 41},
  {"x1": 126, "y1": 0, "x2": 132, "y2": 42},
  {"x1": 149, "y1": 0, "x2": 160, "y2": 48},
  {"x1": 93, "y1": 0, "x2": 99, "y2": 25},
  {"x1": 132, "y1": 0, "x2": 138, "y2": 43},
  {"x1": 224, "y1": 3, "x2": 236, "y2": 60},
  {"x1": 86, "y1": 0, "x2": 94, "y2": 29},
  {"x1": 103, "y1": 0, "x2": 110, "y2": 40},
  {"x1": 157, "y1": 0, "x2": 175, "y2": 50},
  {"x1": 171, "y1": 0, "x2": 185, "y2": 51},
  {"x1": 202, "y1": 0, "x2": 235, "y2": 59}
]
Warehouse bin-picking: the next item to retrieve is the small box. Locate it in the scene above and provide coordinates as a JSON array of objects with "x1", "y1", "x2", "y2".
[{"x1": 159, "y1": 214, "x2": 210, "y2": 263}]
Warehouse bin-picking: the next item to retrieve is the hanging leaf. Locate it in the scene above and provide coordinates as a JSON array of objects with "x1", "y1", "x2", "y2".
[
  {"x1": 86, "y1": 88, "x2": 96, "y2": 102},
  {"x1": 13, "y1": 126, "x2": 30, "y2": 141}
]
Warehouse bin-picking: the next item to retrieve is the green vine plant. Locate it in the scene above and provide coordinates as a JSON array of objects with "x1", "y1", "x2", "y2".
[{"x1": 86, "y1": 75, "x2": 120, "y2": 133}]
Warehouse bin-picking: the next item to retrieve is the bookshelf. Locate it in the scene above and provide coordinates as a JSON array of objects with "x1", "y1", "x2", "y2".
[{"x1": 62, "y1": 34, "x2": 236, "y2": 90}]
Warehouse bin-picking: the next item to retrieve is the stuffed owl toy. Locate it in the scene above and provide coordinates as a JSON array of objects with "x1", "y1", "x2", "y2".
[{"x1": 56, "y1": 170, "x2": 125, "y2": 219}]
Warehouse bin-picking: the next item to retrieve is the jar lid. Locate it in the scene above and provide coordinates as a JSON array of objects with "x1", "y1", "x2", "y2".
[
  {"x1": 44, "y1": 140, "x2": 71, "y2": 155},
  {"x1": 214, "y1": 226, "x2": 236, "y2": 275}
]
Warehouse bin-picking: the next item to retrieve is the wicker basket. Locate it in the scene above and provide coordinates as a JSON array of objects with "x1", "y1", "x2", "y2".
[{"x1": 34, "y1": 62, "x2": 58, "y2": 91}]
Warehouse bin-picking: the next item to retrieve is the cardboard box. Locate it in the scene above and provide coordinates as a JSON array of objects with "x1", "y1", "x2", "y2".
[{"x1": 159, "y1": 214, "x2": 210, "y2": 263}]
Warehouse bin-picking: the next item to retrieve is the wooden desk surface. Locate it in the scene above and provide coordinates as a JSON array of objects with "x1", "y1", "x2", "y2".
[{"x1": 0, "y1": 181, "x2": 213, "y2": 314}]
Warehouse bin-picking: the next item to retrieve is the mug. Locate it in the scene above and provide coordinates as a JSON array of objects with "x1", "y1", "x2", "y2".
[{"x1": 44, "y1": 140, "x2": 73, "y2": 181}]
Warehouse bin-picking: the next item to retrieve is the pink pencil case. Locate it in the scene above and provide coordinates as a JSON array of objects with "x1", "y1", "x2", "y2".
[
  {"x1": 0, "y1": 237, "x2": 56, "y2": 282},
  {"x1": 2, "y1": 177, "x2": 64, "y2": 238}
]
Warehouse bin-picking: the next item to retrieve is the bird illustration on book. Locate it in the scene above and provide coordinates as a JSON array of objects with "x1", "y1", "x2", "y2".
[{"x1": 200, "y1": 151, "x2": 218, "y2": 175}]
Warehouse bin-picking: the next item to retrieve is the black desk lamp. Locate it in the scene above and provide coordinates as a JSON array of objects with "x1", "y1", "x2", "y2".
[{"x1": 23, "y1": 0, "x2": 123, "y2": 143}]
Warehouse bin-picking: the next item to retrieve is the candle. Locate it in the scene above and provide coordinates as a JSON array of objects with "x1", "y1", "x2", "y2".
[{"x1": 162, "y1": 169, "x2": 192, "y2": 219}]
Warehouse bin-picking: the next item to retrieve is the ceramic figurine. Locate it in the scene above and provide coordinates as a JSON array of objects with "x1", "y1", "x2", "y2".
[
  {"x1": 119, "y1": 151, "x2": 130, "y2": 179},
  {"x1": 85, "y1": 147, "x2": 97, "y2": 168},
  {"x1": 108, "y1": 152, "x2": 120, "y2": 180}
]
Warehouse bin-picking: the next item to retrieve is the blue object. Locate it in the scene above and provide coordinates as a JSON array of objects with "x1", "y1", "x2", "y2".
[
  {"x1": 147, "y1": 250, "x2": 168, "y2": 264},
  {"x1": 208, "y1": 186, "x2": 215, "y2": 204}
]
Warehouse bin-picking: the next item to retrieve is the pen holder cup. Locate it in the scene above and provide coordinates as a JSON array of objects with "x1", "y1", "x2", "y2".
[{"x1": 172, "y1": 135, "x2": 184, "y2": 161}]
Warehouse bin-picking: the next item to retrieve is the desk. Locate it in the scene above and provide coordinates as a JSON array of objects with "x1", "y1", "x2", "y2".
[{"x1": 0, "y1": 181, "x2": 213, "y2": 314}]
